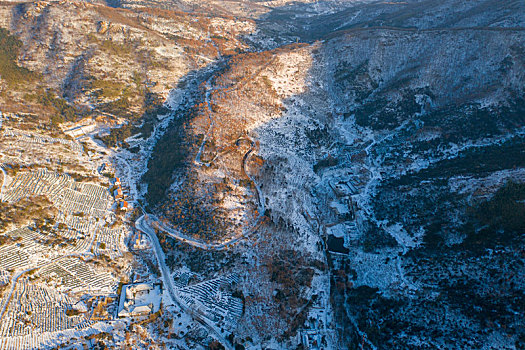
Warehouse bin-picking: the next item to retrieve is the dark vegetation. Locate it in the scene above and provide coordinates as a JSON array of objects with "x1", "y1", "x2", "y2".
[
  {"x1": 267, "y1": 249, "x2": 315, "y2": 339},
  {"x1": 0, "y1": 234, "x2": 22, "y2": 247},
  {"x1": 99, "y1": 38, "x2": 133, "y2": 57},
  {"x1": 373, "y1": 177, "x2": 466, "y2": 247},
  {"x1": 355, "y1": 180, "x2": 525, "y2": 347},
  {"x1": 96, "y1": 90, "x2": 169, "y2": 147},
  {"x1": 2, "y1": 163, "x2": 21, "y2": 177},
  {"x1": 328, "y1": 259, "x2": 359, "y2": 348},
  {"x1": 462, "y1": 181, "x2": 525, "y2": 249},
  {"x1": 357, "y1": 98, "x2": 525, "y2": 346},
  {"x1": 473, "y1": 181, "x2": 525, "y2": 233},
  {"x1": 34, "y1": 89, "x2": 80, "y2": 125},
  {"x1": 360, "y1": 220, "x2": 397, "y2": 252},
  {"x1": 159, "y1": 177, "x2": 231, "y2": 241},
  {"x1": 163, "y1": 240, "x2": 237, "y2": 275},
  {"x1": 354, "y1": 93, "x2": 420, "y2": 130},
  {"x1": 418, "y1": 98, "x2": 525, "y2": 143},
  {"x1": 393, "y1": 135, "x2": 525, "y2": 186},
  {"x1": 313, "y1": 155, "x2": 338, "y2": 173},
  {"x1": 65, "y1": 309, "x2": 81, "y2": 317},
  {"x1": 142, "y1": 98, "x2": 199, "y2": 207},
  {"x1": 375, "y1": 133, "x2": 525, "y2": 248},
  {"x1": 340, "y1": 250, "x2": 524, "y2": 348},
  {"x1": 0, "y1": 27, "x2": 37, "y2": 87}
]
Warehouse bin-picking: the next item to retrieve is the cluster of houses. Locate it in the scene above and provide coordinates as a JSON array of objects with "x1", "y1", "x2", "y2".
[
  {"x1": 98, "y1": 163, "x2": 129, "y2": 210},
  {"x1": 129, "y1": 232, "x2": 151, "y2": 251},
  {"x1": 111, "y1": 177, "x2": 129, "y2": 211},
  {"x1": 117, "y1": 283, "x2": 161, "y2": 318}
]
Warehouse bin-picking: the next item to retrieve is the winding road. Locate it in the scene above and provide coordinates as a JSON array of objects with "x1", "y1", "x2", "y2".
[
  {"x1": 239, "y1": 138, "x2": 265, "y2": 216},
  {"x1": 135, "y1": 215, "x2": 233, "y2": 349},
  {"x1": 194, "y1": 80, "x2": 216, "y2": 167},
  {"x1": 138, "y1": 132, "x2": 266, "y2": 252},
  {"x1": 133, "y1": 128, "x2": 267, "y2": 346},
  {"x1": 129, "y1": 52, "x2": 276, "y2": 347}
]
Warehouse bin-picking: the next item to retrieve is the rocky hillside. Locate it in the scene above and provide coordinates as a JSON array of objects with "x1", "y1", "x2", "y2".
[
  {"x1": 254, "y1": 0, "x2": 525, "y2": 44},
  {"x1": 0, "y1": 0, "x2": 252, "y2": 138},
  {"x1": 143, "y1": 0, "x2": 525, "y2": 348},
  {"x1": 1, "y1": 0, "x2": 524, "y2": 348}
]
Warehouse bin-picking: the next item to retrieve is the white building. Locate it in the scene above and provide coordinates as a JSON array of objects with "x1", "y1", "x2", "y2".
[{"x1": 117, "y1": 283, "x2": 161, "y2": 318}]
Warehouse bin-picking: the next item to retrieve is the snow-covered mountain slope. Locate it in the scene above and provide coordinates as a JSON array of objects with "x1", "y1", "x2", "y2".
[
  {"x1": 1, "y1": 0, "x2": 524, "y2": 348},
  {"x1": 144, "y1": 2, "x2": 525, "y2": 347}
]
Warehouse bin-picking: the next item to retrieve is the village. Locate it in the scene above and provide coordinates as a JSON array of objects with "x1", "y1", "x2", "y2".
[{"x1": 0, "y1": 111, "x2": 247, "y2": 349}]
